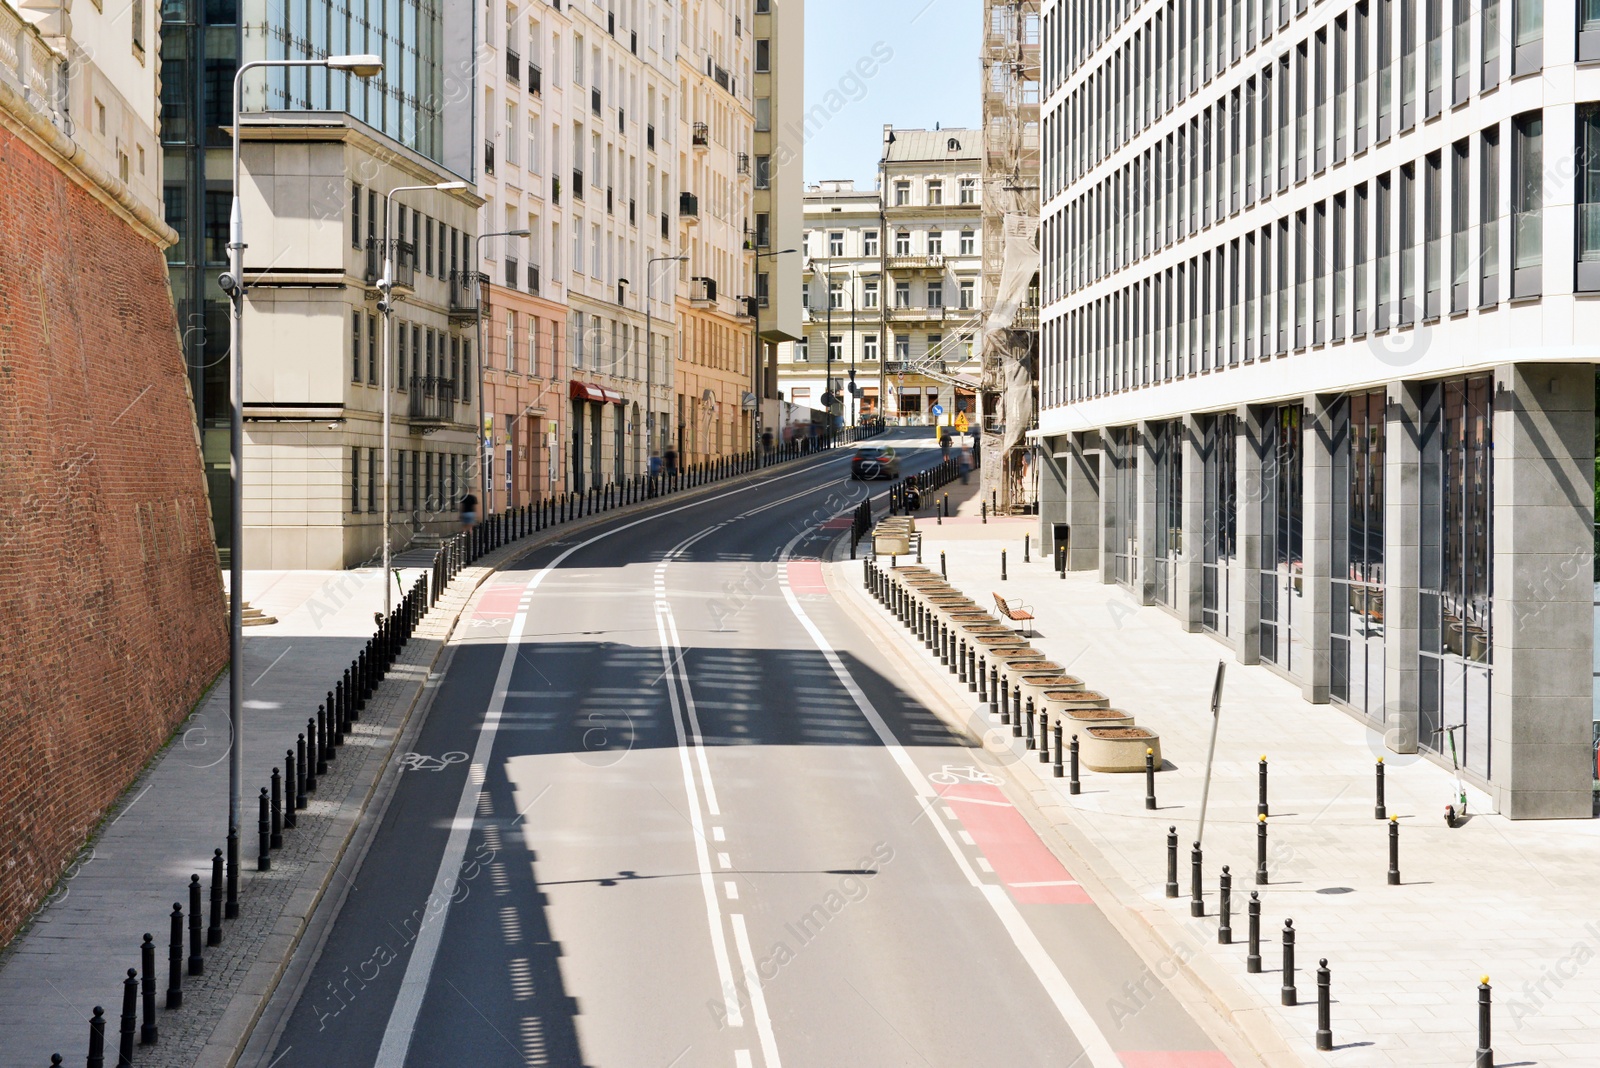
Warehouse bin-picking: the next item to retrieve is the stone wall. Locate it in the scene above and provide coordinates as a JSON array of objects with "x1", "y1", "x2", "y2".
[{"x1": 0, "y1": 124, "x2": 228, "y2": 948}]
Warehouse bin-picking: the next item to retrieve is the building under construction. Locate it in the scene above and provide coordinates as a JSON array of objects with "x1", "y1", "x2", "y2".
[{"x1": 979, "y1": 0, "x2": 1041, "y2": 513}]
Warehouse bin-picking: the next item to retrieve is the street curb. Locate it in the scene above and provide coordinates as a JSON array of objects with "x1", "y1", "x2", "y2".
[
  {"x1": 198, "y1": 449, "x2": 854, "y2": 1068},
  {"x1": 822, "y1": 547, "x2": 1302, "y2": 1068}
]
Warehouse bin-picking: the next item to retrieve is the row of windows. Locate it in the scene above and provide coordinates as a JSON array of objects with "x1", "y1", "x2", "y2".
[
  {"x1": 489, "y1": 311, "x2": 565, "y2": 378},
  {"x1": 888, "y1": 176, "x2": 980, "y2": 207},
  {"x1": 793, "y1": 332, "x2": 973, "y2": 364},
  {"x1": 802, "y1": 278, "x2": 978, "y2": 311},
  {"x1": 351, "y1": 312, "x2": 474, "y2": 402},
  {"x1": 803, "y1": 228, "x2": 980, "y2": 259},
  {"x1": 350, "y1": 448, "x2": 472, "y2": 514},
  {"x1": 351, "y1": 183, "x2": 473, "y2": 279},
  {"x1": 1042, "y1": 112, "x2": 1547, "y2": 406},
  {"x1": 1045, "y1": 0, "x2": 1549, "y2": 208}
]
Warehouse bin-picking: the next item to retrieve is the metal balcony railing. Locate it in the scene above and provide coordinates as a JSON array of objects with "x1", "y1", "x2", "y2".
[
  {"x1": 692, "y1": 122, "x2": 709, "y2": 147},
  {"x1": 887, "y1": 254, "x2": 946, "y2": 271},
  {"x1": 368, "y1": 238, "x2": 415, "y2": 289},
  {"x1": 679, "y1": 191, "x2": 699, "y2": 218},
  {"x1": 689, "y1": 276, "x2": 717, "y2": 302},
  {"x1": 506, "y1": 49, "x2": 520, "y2": 84},
  {"x1": 408, "y1": 375, "x2": 461, "y2": 425},
  {"x1": 737, "y1": 152, "x2": 750, "y2": 175},
  {"x1": 505, "y1": 258, "x2": 519, "y2": 288},
  {"x1": 527, "y1": 263, "x2": 541, "y2": 294},
  {"x1": 447, "y1": 270, "x2": 480, "y2": 318}
]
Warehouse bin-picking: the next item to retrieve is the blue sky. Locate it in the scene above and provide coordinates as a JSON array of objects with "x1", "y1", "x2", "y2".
[{"x1": 801, "y1": 0, "x2": 981, "y2": 188}]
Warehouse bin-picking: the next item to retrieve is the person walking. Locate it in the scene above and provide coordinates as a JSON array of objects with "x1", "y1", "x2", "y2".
[
  {"x1": 958, "y1": 446, "x2": 973, "y2": 484},
  {"x1": 459, "y1": 493, "x2": 478, "y2": 530}
]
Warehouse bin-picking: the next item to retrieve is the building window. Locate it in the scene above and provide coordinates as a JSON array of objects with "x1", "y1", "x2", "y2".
[
  {"x1": 351, "y1": 447, "x2": 361, "y2": 512},
  {"x1": 1512, "y1": 111, "x2": 1542, "y2": 297},
  {"x1": 757, "y1": 271, "x2": 770, "y2": 307},
  {"x1": 367, "y1": 314, "x2": 378, "y2": 384},
  {"x1": 895, "y1": 230, "x2": 911, "y2": 255},
  {"x1": 828, "y1": 280, "x2": 843, "y2": 309},
  {"x1": 1451, "y1": 139, "x2": 1472, "y2": 308},
  {"x1": 960, "y1": 228, "x2": 975, "y2": 255},
  {"x1": 1425, "y1": 151, "x2": 1442, "y2": 318},
  {"x1": 960, "y1": 279, "x2": 975, "y2": 309},
  {"x1": 755, "y1": 212, "x2": 770, "y2": 247},
  {"x1": 959, "y1": 177, "x2": 977, "y2": 203},
  {"x1": 894, "y1": 281, "x2": 911, "y2": 307},
  {"x1": 894, "y1": 333, "x2": 910, "y2": 359},
  {"x1": 863, "y1": 230, "x2": 879, "y2": 256},
  {"x1": 755, "y1": 155, "x2": 771, "y2": 188},
  {"x1": 352, "y1": 183, "x2": 362, "y2": 249},
  {"x1": 801, "y1": 280, "x2": 810, "y2": 308},
  {"x1": 795, "y1": 339, "x2": 809, "y2": 361},
  {"x1": 1481, "y1": 126, "x2": 1500, "y2": 303},
  {"x1": 894, "y1": 181, "x2": 910, "y2": 206},
  {"x1": 755, "y1": 39, "x2": 770, "y2": 72},
  {"x1": 367, "y1": 450, "x2": 376, "y2": 512},
  {"x1": 927, "y1": 180, "x2": 944, "y2": 205},
  {"x1": 864, "y1": 335, "x2": 879, "y2": 361},
  {"x1": 1578, "y1": 108, "x2": 1600, "y2": 290},
  {"x1": 755, "y1": 97, "x2": 771, "y2": 131},
  {"x1": 927, "y1": 280, "x2": 944, "y2": 308},
  {"x1": 928, "y1": 230, "x2": 943, "y2": 255},
  {"x1": 352, "y1": 311, "x2": 362, "y2": 381},
  {"x1": 863, "y1": 280, "x2": 879, "y2": 308},
  {"x1": 828, "y1": 230, "x2": 844, "y2": 256},
  {"x1": 1512, "y1": 0, "x2": 1542, "y2": 74},
  {"x1": 828, "y1": 335, "x2": 843, "y2": 361},
  {"x1": 1483, "y1": 0, "x2": 1502, "y2": 85}
]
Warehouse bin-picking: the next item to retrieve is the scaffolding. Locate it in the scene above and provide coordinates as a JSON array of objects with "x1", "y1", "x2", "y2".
[{"x1": 979, "y1": 0, "x2": 1040, "y2": 514}]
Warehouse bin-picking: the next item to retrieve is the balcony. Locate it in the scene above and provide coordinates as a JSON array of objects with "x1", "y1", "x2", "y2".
[
  {"x1": 888, "y1": 305, "x2": 948, "y2": 322},
  {"x1": 505, "y1": 258, "x2": 519, "y2": 289},
  {"x1": 408, "y1": 375, "x2": 463, "y2": 428},
  {"x1": 679, "y1": 191, "x2": 699, "y2": 220},
  {"x1": 572, "y1": 169, "x2": 584, "y2": 200},
  {"x1": 506, "y1": 49, "x2": 520, "y2": 85},
  {"x1": 692, "y1": 121, "x2": 709, "y2": 147},
  {"x1": 527, "y1": 263, "x2": 541, "y2": 294},
  {"x1": 737, "y1": 152, "x2": 750, "y2": 176},
  {"x1": 529, "y1": 64, "x2": 541, "y2": 94},
  {"x1": 484, "y1": 139, "x2": 495, "y2": 175},
  {"x1": 447, "y1": 270, "x2": 481, "y2": 320},
  {"x1": 1012, "y1": 304, "x2": 1040, "y2": 331},
  {"x1": 689, "y1": 276, "x2": 718, "y2": 303},
  {"x1": 887, "y1": 254, "x2": 946, "y2": 272},
  {"x1": 368, "y1": 238, "x2": 416, "y2": 291}
]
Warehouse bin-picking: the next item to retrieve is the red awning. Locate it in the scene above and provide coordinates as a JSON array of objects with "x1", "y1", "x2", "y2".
[
  {"x1": 600, "y1": 387, "x2": 625, "y2": 405},
  {"x1": 570, "y1": 381, "x2": 627, "y2": 405}
]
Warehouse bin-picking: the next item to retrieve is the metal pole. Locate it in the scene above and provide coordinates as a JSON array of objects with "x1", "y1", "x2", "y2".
[
  {"x1": 476, "y1": 238, "x2": 487, "y2": 512},
  {"x1": 1195, "y1": 660, "x2": 1227, "y2": 846}
]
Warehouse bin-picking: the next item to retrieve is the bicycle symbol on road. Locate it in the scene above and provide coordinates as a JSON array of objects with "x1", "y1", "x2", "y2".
[
  {"x1": 398, "y1": 751, "x2": 470, "y2": 772},
  {"x1": 926, "y1": 764, "x2": 1003, "y2": 786}
]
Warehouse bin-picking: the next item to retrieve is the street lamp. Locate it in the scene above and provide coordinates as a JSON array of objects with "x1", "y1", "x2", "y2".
[
  {"x1": 221, "y1": 51, "x2": 382, "y2": 918},
  {"x1": 645, "y1": 254, "x2": 687, "y2": 465},
  {"x1": 473, "y1": 228, "x2": 531, "y2": 513},
  {"x1": 752, "y1": 247, "x2": 797, "y2": 453}
]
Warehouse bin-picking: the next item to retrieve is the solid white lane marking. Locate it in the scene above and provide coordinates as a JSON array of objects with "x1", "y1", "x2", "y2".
[
  {"x1": 731, "y1": 914, "x2": 783, "y2": 1068},
  {"x1": 775, "y1": 530, "x2": 1125, "y2": 1068},
  {"x1": 373, "y1": 461, "x2": 839, "y2": 1062},
  {"x1": 725, "y1": 881, "x2": 739, "y2": 900},
  {"x1": 713, "y1": 826, "x2": 726, "y2": 842},
  {"x1": 718, "y1": 852, "x2": 732, "y2": 869}
]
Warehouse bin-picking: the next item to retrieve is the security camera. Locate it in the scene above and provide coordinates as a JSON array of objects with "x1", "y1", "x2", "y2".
[{"x1": 217, "y1": 273, "x2": 238, "y2": 295}]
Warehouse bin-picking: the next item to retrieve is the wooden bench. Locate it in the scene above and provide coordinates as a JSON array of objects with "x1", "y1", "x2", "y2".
[{"x1": 993, "y1": 592, "x2": 1035, "y2": 636}]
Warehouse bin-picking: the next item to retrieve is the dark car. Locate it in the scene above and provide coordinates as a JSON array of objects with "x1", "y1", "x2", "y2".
[{"x1": 850, "y1": 445, "x2": 900, "y2": 480}]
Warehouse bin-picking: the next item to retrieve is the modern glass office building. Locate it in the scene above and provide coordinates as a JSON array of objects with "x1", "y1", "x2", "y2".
[{"x1": 1036, "y1": 0, "x2": 1600, "y2": 817}]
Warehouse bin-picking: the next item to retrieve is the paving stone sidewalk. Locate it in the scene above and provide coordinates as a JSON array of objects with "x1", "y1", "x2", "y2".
[{"x1": 849, "y1": 523, "x2": 1600, "y2": 1068}]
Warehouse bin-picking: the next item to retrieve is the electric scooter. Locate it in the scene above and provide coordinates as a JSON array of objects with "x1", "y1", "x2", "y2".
[{"x1": 1433, "y1": 723, "x2": 1469, "y2": 827}]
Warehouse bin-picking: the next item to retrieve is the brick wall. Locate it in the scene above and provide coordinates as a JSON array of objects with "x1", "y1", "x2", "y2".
[{"x1": 0, "y1": 126, "x2": 228, "y2": 949}]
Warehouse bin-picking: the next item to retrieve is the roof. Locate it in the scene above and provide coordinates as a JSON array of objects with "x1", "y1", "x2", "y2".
[{"x1": 882, "y1": 128, "x2": 982, "y2": 164}]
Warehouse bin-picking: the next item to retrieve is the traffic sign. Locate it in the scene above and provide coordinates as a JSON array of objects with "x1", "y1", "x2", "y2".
[
  {"x1": 955, "y1": 412, "x2": 969, "y2": 432},
  {"x1": 930, "y1": 403, "x2": 944, "y2": 417}
]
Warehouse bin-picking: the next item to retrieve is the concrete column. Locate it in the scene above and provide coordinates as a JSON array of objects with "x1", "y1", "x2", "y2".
[
  {"x1": 1136, "y1": 422, "x2": 1160, "y2": 605},
  {"x1": 1067, "y1": 431, "x2": 1102, "y2": 571},
  {"x1": 1232, "y1": 406, "x2": 1266, "y2": 666},
  {"x1": 1490, "y1": 363, "x2": 1595, "y2": 818},
  {"x1": 1036, "y1": 433, "x2": 1069, "y2": 550},
  {"x1": 1300, "y1": 395, "x2": 1336, "y2": 704},
  {"x1": 1098, "y1": 428, "x2": 1119, "y2": 585},
  {"x1": 1175, "y1": 416, "x2": 1206, "y2": 631},
  {"x1": 1382, "y1": 380, "x2": 1423, "y2": 755}
]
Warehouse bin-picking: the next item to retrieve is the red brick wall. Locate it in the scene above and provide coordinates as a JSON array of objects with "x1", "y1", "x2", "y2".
[{"x1": 0, "y1": 126, "x2": 229, "y2": 948}]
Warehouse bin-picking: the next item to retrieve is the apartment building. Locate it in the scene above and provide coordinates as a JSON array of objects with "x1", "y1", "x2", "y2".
[
  {"x1": 675, "y1": 0, "x2": 757, "y2": 461},
  {"x1": 1036, "y1": 0, "x2": 1600, "y2": 817},
  {"x1": 751, "y1": 0, "x2": 806, "y2": 435}
]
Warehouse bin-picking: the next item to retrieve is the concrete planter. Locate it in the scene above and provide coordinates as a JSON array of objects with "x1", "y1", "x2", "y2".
[
  {"x1": 1060, "y1": 707, "x2": 1136, "y2": 728},
  {"x1": 1042, "y1": 689, "x2": 1111, "y2": 710},
  {"x1": 1080, "y1": 726, "x2": 1161, "y2": 773}
]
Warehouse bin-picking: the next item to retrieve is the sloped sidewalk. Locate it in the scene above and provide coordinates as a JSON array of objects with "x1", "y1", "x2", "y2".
[{"x1": 846, "y1": 526, "x2": 1600, "y2": 1068}]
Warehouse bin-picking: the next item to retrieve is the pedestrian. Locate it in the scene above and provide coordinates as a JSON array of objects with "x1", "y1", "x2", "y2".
[
  {"x1": 648, "y1": 453, "x2": 662, "y2": 479},
  {"x1": 940, "y1": 434, "x2": 952, "y2": 462},
  {"x1": 664, "y1": 446, "x2": 679, "y2": 478},
  {"x1": 458, "y1": 493, "x2": 478, "y2": 530},
  {"x1": 958, "y1": 447, "x2": 972, "y2": 484}
]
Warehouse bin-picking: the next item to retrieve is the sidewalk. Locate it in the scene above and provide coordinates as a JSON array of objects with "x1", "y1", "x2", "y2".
[{"x1": 849, "y1": 523, "x2": 1600, "y2": 1067}]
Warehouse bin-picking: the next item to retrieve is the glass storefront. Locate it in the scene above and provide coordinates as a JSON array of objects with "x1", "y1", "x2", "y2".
[
  {"x1": 1419, "y1": 376, "x2": 1493, "y2": 778},
  {"x1": 1151, "y1": 421, "x2": 1182, "y2": 608},
  {"x1": 1331, "y1": 391, "x2": 1387, "y2": 717},
  {"x1": 1201, "y1": 413, "x2": 1238, "y2": 637},
  {"x1": 1111, "y1": 426, "x2": 1139, "y2": 589},
  {"x1": 1260, "y1": 405, "x2": 1305, "y2": 671}
]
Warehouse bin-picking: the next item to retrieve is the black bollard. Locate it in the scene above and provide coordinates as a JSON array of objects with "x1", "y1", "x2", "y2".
[
  {"x1": 969, "y1": 647, "x2": 980, "y2": 694},
  {"x1": 316, "y1": 705, "x2": 330, "y2": 773},
  {"x1": 118, "y1": 970, "x2": 137, "y2": 1065},
  {"x1": 258, "y1": 788, "x2": 271, "y2": 871},
  {"x1": 1024, "y1": 533, "x2": 1030, "y2": 562},
  {"x1": 225, "y1": 830, "x2": 239, "y2": 919},
  {"x1": 1000, "y1": 549, "x2": 1007, "y2": 580},
  {"x1": 1256, "y1": 814, "x2": 1269, "y2": 884},
  {"x1": 87, "y1": 1006, "x2": 106, "y2": 1068},
  {"x1": 1258, "y1": 755, "x2": 1269, "y2": 817},
  {"x1": 140, "y1": 933, "x2": 157, "y2": 1044},
  {"x1": 1190, "y1": 841, "x2": 1204, "y2": 917},
  {"x1": 1388, "y1": 815, "x2": 1401, "y2": 885},
  {"x1": 940, "y1": 550, "x2": 947, "y2": 579},
  {"x1": 958, "y1": 639, "x2": 968, "y2": 683},
  {"x1": 188, "y1": 876, "x2": 204, "y2": 975},
  {"x1": 1281, "y1": 919, "x2": 1297, "y2": 1006},
  {"x1": 1316, "y1": 959, "x2": 1333, "y2": 1050},
  {"x1": 295, "y1": 735, "x2": 308, "y2": 809},
  {"x1": 1165, "y1": 826, "x2": 1179, "y2": 898},
  {"x1": 1054, "y1": 722, "x2": 1064, "y2": 777},
  {"x1": 166, "y1": 903, "x2": 183, "y2": 1009},
  {"x1": 1068, "y1": 734, "x2": 1080, "y2": 792},
  {"x1": 1476, "y1": 977, "x2": 1494, "y2": 1068},
  {"x1": 981, "y1": 501, "x2": 987, "y2": 523},
  {"x1": 270, "y1": 768, "x2": 283, "y2": 848},
  {"x1": 1039, "y1": 711, "x2": 1051, "y2": 764},
  {"x1": 1246, "y1": 892, "x2": 1262, "y2": 973},
  {"x1": 283, "y1": 752, "x2": 297, "y2": 829},
  {"x1": 1218, "y1": 866, "x2": 1233, "y2": 943},
  {"x1": 1374, "y1": 757, "x2": 1386, "y2": 819},
  {"x1": 989, "y1": 665, "x2": 1000, "y2": 715},
  {"x1": 1025, "y1": 698, "x2": 1035, "y2": 749},
  {"x1": 208, "y1": 849, "x2": 223, "y2": 946},
  {"x1": 1012, "y1": 686, "x2": 1023, "y2": 736},
  {"x1": 942, "y1": 494, "x2": 949, "y2": 519},
  {"x1": 1145, "y1": 748, "x2": 1157, "y2": 810}
]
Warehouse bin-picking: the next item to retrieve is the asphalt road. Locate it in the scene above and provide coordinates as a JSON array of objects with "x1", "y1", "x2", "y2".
[{"x1": 262, "y1": 431, "x2": 1232, "y2": 1068}]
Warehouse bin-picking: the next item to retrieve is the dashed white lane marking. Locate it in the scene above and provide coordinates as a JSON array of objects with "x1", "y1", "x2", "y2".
[
  {"x1": 712, "y1": 826, "x2": 726, "y2": 841},
  {"x1": 731, "y1": 914, "x2": 783, "y2": 1068},
  {"x1": 735, "y1": 1050, "x2": 754, "y2": 1068},
  {"x1": 976, "y1": 857, "x2": 995, "y2": 873},
  {"x1": 958, "y1": 830, "x2": 976, "y2": 846},
  {"x1": 718, "y1": 852, "x2": 732, "y2": 869},
  {"x1": 941, "y1": 806, "x2": 957, "y2": 820},
  {"x1": 725, "y1": 881, "x2": 740, "y2": 900}
]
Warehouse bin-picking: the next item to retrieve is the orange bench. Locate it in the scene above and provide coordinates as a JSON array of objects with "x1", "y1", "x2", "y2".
[{"x1": 993, "y1": 592, "x2": 1035, "y2": 636}]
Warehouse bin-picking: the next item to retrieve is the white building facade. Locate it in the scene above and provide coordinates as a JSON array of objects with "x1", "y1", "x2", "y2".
[{"x1": 1037, "y1": 0, "x2": 1600, "y2": 817}]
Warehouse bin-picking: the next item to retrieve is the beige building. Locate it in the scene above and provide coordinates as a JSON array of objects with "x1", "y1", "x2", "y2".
[
  {"x1": 751, "y1": 0, "x2": 804, "y2": 440},
  {"x1": 237, "y1": 114, "x2": 482, "y2": 569},
  {"x1": 674, "y1": 0, "x2": 756, "y2": 461}
]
